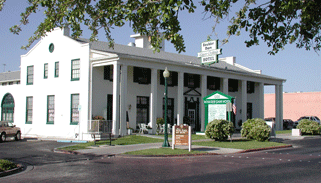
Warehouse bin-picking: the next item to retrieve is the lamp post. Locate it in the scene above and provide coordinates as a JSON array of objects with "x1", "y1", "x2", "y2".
[{"x1": 162, "y1": 67, "x2": 170, "y2": 147}]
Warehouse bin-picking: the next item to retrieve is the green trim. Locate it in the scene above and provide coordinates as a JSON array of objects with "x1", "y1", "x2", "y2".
[
  {"x1": 54, "y1": 61, "x2": 59, "y2": 77},
  {"x1": 49, "y1": 43, "x2": 54, "y2": 53},
  {"x1": 70, "y1": 94, "x2": 79, "y2": 125},
  {"x1": 46, "y1": 95, "x2": 55, "y2": 124},
  {"x1": 25, "y1": 97, "x2": 33, "y2": 124},
  {"x1": 71, "y1": 59, "x2": 80, "y2": 81},
  {"x1": 26, "y1": 65, "x2": 34, "y2": 85},
  {"x1": 44, "y1": 63, "x2": 48, "y2": 79}
]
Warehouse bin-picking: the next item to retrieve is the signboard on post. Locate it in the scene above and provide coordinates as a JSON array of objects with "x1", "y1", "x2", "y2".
[
  {"x1": 172, "y1": 124, "x2": 192, "y2": 152},
  {"x1": 197, "y1": 39, "x2": 222, "y2": 65},
  {"x1": 203, "y1": 91, "x2": 235, "y2": 130}
]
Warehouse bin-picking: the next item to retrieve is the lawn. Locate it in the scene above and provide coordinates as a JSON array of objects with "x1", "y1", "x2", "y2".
[
  {"x1": 59, "y1": 135, "x2": 164, "y2": 151},
  {"x1": 275, "y1": 130, "x2": 292, "y2": 134},
  {"x1": 193, "y1": 139, "x2": 287, "y2": 150},
  {"x1": 124, "y1": 148, "x2": 207, "y2": 155}
]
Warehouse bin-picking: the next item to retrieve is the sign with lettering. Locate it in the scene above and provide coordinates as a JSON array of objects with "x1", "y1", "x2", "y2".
[
  {"x1": 203, "y1": 91, "x2": 234, "y2": 130},
  {"x1": 198, "y1": 39, "x2": 222, "y2": 65},
  {"x1": 172, "y1": 125, "x2": 192, "y2": 151}
]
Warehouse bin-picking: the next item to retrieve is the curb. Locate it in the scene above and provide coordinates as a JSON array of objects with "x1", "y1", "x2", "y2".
[
  {"x1": 117, "y1": 153, "x2": 220, "y2": 158},
  {"x1": 237, "y1": 144, "x2": 293, "y2": 153},
  {"x1": 0, "y1": 164, "x2": 24, "y2": 178}
]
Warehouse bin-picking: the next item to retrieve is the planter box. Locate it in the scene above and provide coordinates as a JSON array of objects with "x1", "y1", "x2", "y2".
[{"x1": 292, "y1": 129, "x2": 302, "y2": 136}]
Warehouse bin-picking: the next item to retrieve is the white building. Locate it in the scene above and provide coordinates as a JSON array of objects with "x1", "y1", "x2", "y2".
[{"x1": 0, "y1": 27, "x2": 285, "y2": 140}]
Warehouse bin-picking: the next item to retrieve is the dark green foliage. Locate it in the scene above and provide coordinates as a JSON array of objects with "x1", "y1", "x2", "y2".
[
  {"x1": 205, "y1": 119, "x2": 235, "y2": 141},
  {"x1": 297, "y1": 119, "x2": 321, "y2": 135},
  {"x1": 241, "y1": 118, "x2": 271, "y2": 142},
  {"x1": 0, "y1": 159, "x2": 17, "y2": 171}
]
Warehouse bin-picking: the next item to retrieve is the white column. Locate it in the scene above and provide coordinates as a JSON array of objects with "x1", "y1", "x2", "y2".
[
  {"x1": 241, "y1": 80, "x2": 247, "y2": 123},
  {"x1": 120, "y1": 65, "x2": 128, "y2": 136},
  {"x1": 177, "y1": 72, "x2": 184, "y2": 125},
  {"x1": 150, "y1": 68, "x2": 158, "y2": 134},
  {"x1": 259, "y1": 82, "x2": 264, "y2": 119},
  {"x1": 275, "y1": 85, "x2": 280, "y2": 130},
  {"x1": 201, "y1": 75, "x2": 207, "y2": 132},
  {"x1": 223, "y1": 78, "x2": 228, "y2": 94},
  {"x1": 112, "y1": 63, "x2": 120, "y2": 136}
]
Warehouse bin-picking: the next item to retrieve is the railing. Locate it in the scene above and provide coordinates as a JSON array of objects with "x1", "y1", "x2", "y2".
[{"x1": 88, "y1": 120, "x2": 113, "y2": 133}]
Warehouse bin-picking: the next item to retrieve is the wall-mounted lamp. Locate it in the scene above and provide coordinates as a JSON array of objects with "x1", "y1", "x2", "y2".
[{"x1": 128, "y1": 104, "x2": 132, "y2": 110}]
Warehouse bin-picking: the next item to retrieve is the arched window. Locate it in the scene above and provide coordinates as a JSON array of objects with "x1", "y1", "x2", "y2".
[{"x1": 1, "y1": 93, "x2": 14, "y2": 122}]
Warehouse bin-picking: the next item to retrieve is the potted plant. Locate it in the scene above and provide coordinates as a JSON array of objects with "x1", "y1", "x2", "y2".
[{"x1": 156, "y1": 117, "x2": 165, "y2": 134}]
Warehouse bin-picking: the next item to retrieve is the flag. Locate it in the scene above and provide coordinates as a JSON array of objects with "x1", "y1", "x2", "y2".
[{"x1": 232, "y1": 98, "x2": 237, "y2": 115}]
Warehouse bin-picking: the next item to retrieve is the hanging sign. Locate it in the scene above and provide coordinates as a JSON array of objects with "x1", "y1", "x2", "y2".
[{"x1": 197, "y1": 39, "x2": 222, "y2": 65}]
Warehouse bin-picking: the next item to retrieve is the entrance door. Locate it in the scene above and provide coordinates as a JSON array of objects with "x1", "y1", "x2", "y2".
[
  {"x1": 1, "y1": 93, "x2": 14, "y2": 122},
  {"x1": 188, "y1": 109, "x2": 196, "y2": 129}
]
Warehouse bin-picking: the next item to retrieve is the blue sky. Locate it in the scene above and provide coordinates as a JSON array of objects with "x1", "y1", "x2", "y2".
[{"x1": 0, "y1": 1, "x2": 320, "y2": 94}]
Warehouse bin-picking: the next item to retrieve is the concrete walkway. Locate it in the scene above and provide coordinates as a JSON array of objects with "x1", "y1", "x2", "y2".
[{"x1": 72, "y1": 133, "x2": 305, "y2": 156}]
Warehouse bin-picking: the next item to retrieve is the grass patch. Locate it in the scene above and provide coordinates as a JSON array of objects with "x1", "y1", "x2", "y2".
[
  {"x1": 276, "y1": 130, "x2": 292, "y2": 134},
  {"x1": 0, "y1": 159, "x2": 17, "y2": 172},
  {"x1": 59, "y1": 135, "x2": 164, "y2": 151},
  {"x1": 124, "y1": 148, "x2": 207, "y2": 155},
  {"x1": 193, "y1": 139, "x2": 287, "y2": 150}
]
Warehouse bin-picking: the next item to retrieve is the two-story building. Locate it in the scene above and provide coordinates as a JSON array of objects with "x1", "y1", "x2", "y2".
[{"x1": 0, "y1": 27, "x2": 285, "y2": 140}]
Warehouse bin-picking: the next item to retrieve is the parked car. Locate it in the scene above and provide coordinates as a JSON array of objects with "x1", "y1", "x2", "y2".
[
  {"x1": 264, "y1": 118, "x2": 293, "y2": 130},
  {"x1": 0, "y1": 121, "x2": 21, "y2": 142},
  {"x1": 293, "y1": 116, "x2": 321, "y2": 128}
]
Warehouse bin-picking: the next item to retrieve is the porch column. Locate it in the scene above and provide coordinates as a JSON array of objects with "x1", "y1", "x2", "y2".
[
  {"x1": 223, "y1": 78, "x2": 228, "y2": 94},
  {"x1": 201, "y1": 75, "x2": 207, "y2": 132},
  {"x1": 258, "y1": 82, "x2": 264, "y2": 119},
  {"x1": 120, "y1": 65, "x2": 128, "y2": 136},
  {"x1": 275, "y1": 84, "x2": 283, "y2": 130},
  {"x1": 112, "y1": 63, "x2": 120, "y2": 136},
  {"x1": 241, "y1": 80, "x2": 247, "y2": 123},
  {"x1": 150, "y1": 68, "x2": 158, "y2": 134},
  {"x1": 177, "y1": 72, "x2": 184, "y2": 125}
]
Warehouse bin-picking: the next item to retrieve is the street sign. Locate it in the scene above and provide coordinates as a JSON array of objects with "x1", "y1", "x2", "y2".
[{"x1": 198, "y1": 39, "x2": 222, "y2": 65}]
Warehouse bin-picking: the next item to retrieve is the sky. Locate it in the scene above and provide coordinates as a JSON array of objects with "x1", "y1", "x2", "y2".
[{"x1": 0, "y1": 1, "x2": 320, "y2": 94}]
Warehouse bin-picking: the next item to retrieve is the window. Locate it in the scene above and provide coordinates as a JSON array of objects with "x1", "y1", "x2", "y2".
[
  {"x1": 1, "y1": 93, "x2": 14, "y2": 122},
  {"x1": 104, "y1": 65, "x2": 113, "y2": 81},
  {"x1": 160, "y1": 70, "x2": 178, "y2": 87},
  {"x1": 163, "y1": 98, "x2": 174, "y2": 125},
  {"x1": 27, "y1": 65, "x2": 34, "y2": 85},
  {"x1": 47, "y1": 95, "x2": 55, "y2": 124},
  {"x1": 133, "y1": 67, "x2": 151, "y2": 84},
  {"x1": 247, "y1": 81, "x2": 255, "y2": 93},
  {"x1": 228, "y1": 79, "x2": 238, "y2": 92},
  {"x1": 71, "y1": 59, "x2": 80, "y2": 81},
  {"x1": 55, "y1": 62, "x2": 59, "y2": 77},
  {"x1": 8, "y1": 82, "x2": 13, "y2": 85},
  {"x1": 207, "y1": 76, "x2": 220, "y2": 90},
  {"x1": 2, "y1": 83, "x2": 7, "y2": 86},
  {"x1": 44, "y1": 63, "x2": 48, "y2": 79},
  {"x1": 26, "y1": 97, "x2": 33, "y2": 124},
  {"x1": 184, "y1": 73, "x2": 200, "y2": 88},
  {"x1": 136, "y1": 96, "x2": 149, "y2": 125},
  {"x1": 71, "y1": 94, "x2": 79, "y2": 125}
]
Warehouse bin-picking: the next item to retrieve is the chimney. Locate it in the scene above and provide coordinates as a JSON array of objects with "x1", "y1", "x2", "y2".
[
  {"x1": 130, "y1": 34, "x2": 165, "y2": 51},
  {"x1": 63, "y1": 26, "x2": 70, "y2": 37}
]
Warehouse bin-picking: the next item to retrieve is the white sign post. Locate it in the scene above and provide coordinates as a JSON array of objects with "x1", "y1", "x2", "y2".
[{"x1": 198, "y1": 40, "x2": 222, "y2": 65}]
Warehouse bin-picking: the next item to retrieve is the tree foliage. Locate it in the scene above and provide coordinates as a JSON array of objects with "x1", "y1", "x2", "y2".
[{"x1": 1, "y1": 0, "x2": 320, "y2": 54}]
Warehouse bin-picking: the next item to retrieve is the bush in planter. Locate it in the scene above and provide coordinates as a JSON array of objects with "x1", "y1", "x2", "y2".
[
  {"x1": 205, "y1": 119, "x2": 235, "y2": 141},
  {"x1": 297, "y1": 119, "x2": 321, "y2": 135},
  {"x1": 241, "y1": 118, "x2": 271, "y2": 141}
]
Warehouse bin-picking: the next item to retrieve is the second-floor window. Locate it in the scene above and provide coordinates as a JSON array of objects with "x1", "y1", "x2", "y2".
[
  {"x1": 104, "y1": 65, "x2": 113, "y2": 81},
  {"x1": 207, "y1": 76, "x2": 220, "y2": 90},
  {"x1": 247, "y1": 81, "x2": 255, "y2": 93},
  {"x1": 133, "y1": 67, "x2": 151, "y2": 84},
  {"x1": 27, "y1": 65, "x2": 34, "y2": 85},
  {"x1": 184, "y1": 73, "x2": 200, "y2": 88},
  {"x1": 55, "y1": 62, "x2": 59, "y2": 77},
  {"x1": 44, "y1": 63, "x2": 48, "y2": 79},
  {"x1": 71, "y1": 59, "x2": 80, "y2": 81},
  {"x1": 160, "y1": 70, "x2": 178, "y2": 87}
]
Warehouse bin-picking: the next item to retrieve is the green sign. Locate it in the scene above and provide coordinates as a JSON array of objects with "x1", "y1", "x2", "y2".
[
  {"x1": 197, "y1": 40, "x2": 222, "y2": 65},
  {"x1": 203, "y1": 91, "x2": 234, "y2": 131}
]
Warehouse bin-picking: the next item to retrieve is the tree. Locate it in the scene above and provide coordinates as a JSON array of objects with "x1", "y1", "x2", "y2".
[{"x1": 1, "y1": 0, "x2": 320, "y2": 55}]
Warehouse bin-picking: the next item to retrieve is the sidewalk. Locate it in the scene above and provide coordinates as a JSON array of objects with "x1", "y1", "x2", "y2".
[{"x1": 71, "y1": 133, "x2": 304, "y2": 156}]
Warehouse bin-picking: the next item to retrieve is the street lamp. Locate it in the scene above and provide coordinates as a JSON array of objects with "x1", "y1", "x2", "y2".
[{"x1": 162, "y1": 67, "x2": 170, "y2": 147}]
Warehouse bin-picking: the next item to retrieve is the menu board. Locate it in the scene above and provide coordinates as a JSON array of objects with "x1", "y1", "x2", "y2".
[{"x1": 208, "y1": 104, "x2": 226, "y2": 122}]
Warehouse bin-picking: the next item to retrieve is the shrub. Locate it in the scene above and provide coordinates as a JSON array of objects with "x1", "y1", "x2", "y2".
[
  {"x1": 241, "y1": 118, "x2": 271, "y2": 141},
  {"x1": 156, "y1": 118, "x2": 165, "y2": 125},
  {"x1": 0, "y1": 159, "x2": 17, "y2": 171},
  {"x1": 297, "y1": 119, "x2": 321, "y2": 135},
  {"x1": 205, "y1": 119, "x2": 235, "y2": 141}
]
